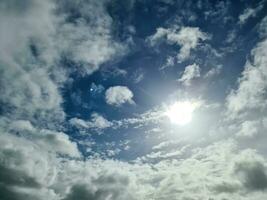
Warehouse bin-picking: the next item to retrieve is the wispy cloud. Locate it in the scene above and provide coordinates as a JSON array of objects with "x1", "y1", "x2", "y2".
[
  {"x1": 178, "y1": 63, "x2": 201, "y2": 86},
  {"x1": 148, "y1": 26, "x2": 210, "y2": 62}
]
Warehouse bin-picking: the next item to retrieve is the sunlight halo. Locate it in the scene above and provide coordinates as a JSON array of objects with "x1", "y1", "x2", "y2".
[{"x1": 165, "y1": 101, "x2": 198, "y2": 125}]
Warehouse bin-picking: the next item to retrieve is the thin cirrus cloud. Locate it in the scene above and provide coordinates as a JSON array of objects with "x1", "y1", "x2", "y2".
[
  {"x1": 238, "y1": 3, "x2": 264, "y2": 25},
  {"x1": 178, "y1": 63, "x2": 201, "y2": 86}
]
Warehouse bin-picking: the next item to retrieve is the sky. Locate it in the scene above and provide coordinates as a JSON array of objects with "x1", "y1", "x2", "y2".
[{"x1": 1, "y1": 0, "x2": 267, "y2": 199}]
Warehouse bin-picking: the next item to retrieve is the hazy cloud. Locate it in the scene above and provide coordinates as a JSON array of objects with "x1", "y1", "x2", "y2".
[
  {"x1": 238, "y1": 4, "x2": 263, "y2": 25},
  {"x1": 178, "y1": 63, "x2": 201, "y2": 86}
]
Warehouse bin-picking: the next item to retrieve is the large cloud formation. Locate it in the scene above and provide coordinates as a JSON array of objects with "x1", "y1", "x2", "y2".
[{"x1": 1, "y1": 1, "x2": 267, "y2": 200}]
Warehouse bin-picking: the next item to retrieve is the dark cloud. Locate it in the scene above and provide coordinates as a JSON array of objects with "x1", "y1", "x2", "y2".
[
  {"x1": 64, "y1": 174, "x2": 132, "y2": 200},
  {"x1": 212, "y1": 182, "x2": 239, "y2": 194},
  {"x1": 235, "y1": 161, "x2": 267, "y2": 191}
]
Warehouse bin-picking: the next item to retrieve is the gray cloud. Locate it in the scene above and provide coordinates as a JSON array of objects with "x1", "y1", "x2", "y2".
[
  {"x1": 235, "y1": 161, "x2": 267, "y2": 191},
  {"x1": 63, "y1": 174, "x2": 134, "y2": 200}
]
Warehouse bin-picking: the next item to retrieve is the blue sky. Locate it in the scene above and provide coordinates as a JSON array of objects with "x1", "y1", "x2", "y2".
[{"x1": 1, "y1": 0, "x2": 267, "y2": 199}]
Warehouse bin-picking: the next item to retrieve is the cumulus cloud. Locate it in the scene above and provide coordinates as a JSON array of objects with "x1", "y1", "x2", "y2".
[
  {"x1": 234, "y1": 149, "x2": 267, "y2": 191},
  {"x1": 7, "y1": 120, "x2": 80, "y2": 157},
  {"x1": 0, "y1": 0, "x2": 65, "y2": 127},
  {"x1": 0, "y1": 133, "x2": 60, "y2": 200},
  {"x1": 55, "y1": 0, "x2": 125, "y2": 75},
  {"x1": 226, "y1": 18, "x2": 267, "y2": 119},
  {"x1": 70, "y1": 113, "x2": 113, "y2": 132},
  {"x1": 0, "y1": 1, "x2": 129, "y2": 199},
  {"x1": 178, "y1": 63, "x2": 201, "y2": 86},
  {"x1": 148, "y1": 26, "x2": 209, "y2": 62},
  {"x1": 0, "y1": 0, "x2": 126, "y2": 126},
  {"x1": 3, "y1": 127, "x2": 267, "y2": 200},
  {"x1": 105, "y1": 86, "x2": 134, "y2": 106}
]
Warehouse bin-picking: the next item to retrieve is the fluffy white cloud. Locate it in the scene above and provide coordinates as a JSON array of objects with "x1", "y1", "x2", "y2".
[
  {"x1": 224, "y1": 16, "x2": 267, "y2": 153},
  {"x1": 105, "y1": 86, "x2": 134, "y2": 106},
  {"x1": 0, "y1": 0, "x2": 65, "y2": 127},
  {"x1": 55, "y1": 0, "x2": 125, "y2": 75},
  {"x1": 7, "y1": 120, "x2": 80, "y2": 157},
  {"x1": 0, "y1": 1, "x2": 130, "y2": 199},
  {"x1": 148, "y1": 26, "x2": 209, "y2": 62},
  {"x1": 0, "y1": 0, "x2": 126, "y2": 127},
  {"x1": 3, "y1": 125, "x2": 267, "y2": 200},
  {"x1": 226, "y1": 23, "x2": 267, "y2": 119},
  {"x1": 178, "y1": 63, "x2": 201, "y2": 86},
  {"x1": 70, "y1": 113, "x2": 113, "y2": 132}
]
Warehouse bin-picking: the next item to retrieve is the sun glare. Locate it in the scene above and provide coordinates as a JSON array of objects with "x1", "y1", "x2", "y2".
[{"x1": 165, "y1": 101, "x2": 197, "y2": 125}]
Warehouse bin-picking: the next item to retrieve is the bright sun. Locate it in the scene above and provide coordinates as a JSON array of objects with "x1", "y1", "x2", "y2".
[{"x1": 165, "y1": 101, "x2": 197, "y2": 125}]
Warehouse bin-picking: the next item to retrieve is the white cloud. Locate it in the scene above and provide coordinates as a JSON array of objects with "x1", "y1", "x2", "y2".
[
  {"x1": 239, "y1": 8, "x2": 257, "y2": 24},
  {"x1": 8, "y1": 120, "x2": 80, "y2": 157},
  {"x1": 0, "y1": 133, "x2": 59, "y2": 200},
  {"x1": 54, "y1": 0, "x2": 126, "y2": 74},
  {"x1": 105, "y1": 86, "x2": 134, "y2": 106},
  {"x1": 112, "y1": 108, "x2": 164, "y2": 129},
  {"x1": 238, "y1": 4, "x2": 263, "y2": 25},
  {"x1": 0, "y1": 0, "x2": 65, "y2": 126},
  {"x1": 148, "y1": 26, "x2": 209, "y2": 62},
  {"x1": 70, "y1": 113, "x2": 112, "y2": 132},
  {"x1": 0, "y1": 1, "x2": 131, "y2": 198},
  {"x1": 178, "y1": 63, "x2": 201, "y2": 86},
  {"x1": 152, "y1": 139, "x2": 183, "y2": 150},
  {"x1": 2, "y1": 1, "x2": 267, "y2": 200},
  {"x1": 226, "y1": 16, "x2": 267, "y2": 121},
  {"x1": 236, "y1": 120, "x2": 261, "y2": 138},
  {"x1": 226, "y1": 38, "x2": 267, "y2": 119},
  {"x1": 3, "y1": 126, "x2": 267, "y2": 200},
  {"x1": 0, "y1": 0, "x2": 126, "y2": 127}
]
